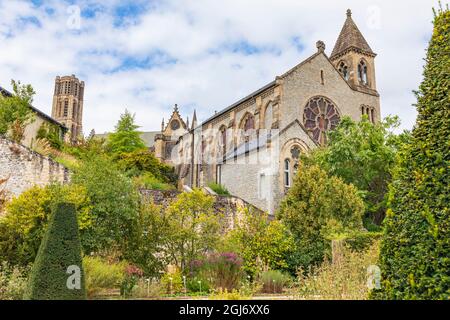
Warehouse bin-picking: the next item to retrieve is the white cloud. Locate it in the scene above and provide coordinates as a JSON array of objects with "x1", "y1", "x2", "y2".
[{"x1": 0, "y1": 0, "x2": 446, "y2": 134}]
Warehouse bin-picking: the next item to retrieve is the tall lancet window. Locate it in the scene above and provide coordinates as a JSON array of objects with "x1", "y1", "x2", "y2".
[
  {"x1": 241, "y1": 113, "x2": 255, "y2": 144},
  {"x1": 284, "y1": 159, "x2": 291, "y2": 188},
  {"x1": 338, "y1": 61, "x2": 349, "y2": 80},
  {"x1": 219, "y1": 125, "x2": 227, "y2": 157},
  {"x1": 63, "y1": 100, "x2": 69, "y2": 117},
  {"x1": 358, "y1": 60, "x2": 369, "y2": 85},
  {"x1": 264, "y1": 103, "x2": 273, "y2": 130}
]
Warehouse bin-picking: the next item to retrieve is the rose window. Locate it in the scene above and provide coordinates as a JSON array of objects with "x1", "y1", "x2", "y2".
[{"x1": 303, "y1": 97, "x2": 340, "y2": 144}]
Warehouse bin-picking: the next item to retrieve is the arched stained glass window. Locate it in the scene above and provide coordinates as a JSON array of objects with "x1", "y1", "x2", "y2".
[{"x1": 243, "y1": 114, "x2": 255, "y2": 132}]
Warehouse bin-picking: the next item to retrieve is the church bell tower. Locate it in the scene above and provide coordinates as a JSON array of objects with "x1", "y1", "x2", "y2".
[
  {"x1": 330, "y1": 10, "x2": 378, "y2": 96},
  {"x1": 51, "y1": 75, "x2": 85, "y2": 143}
]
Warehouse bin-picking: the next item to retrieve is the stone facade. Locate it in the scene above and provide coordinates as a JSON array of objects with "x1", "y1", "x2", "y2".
[
  {"x1": 0, "y1": 137, "x2": 70, "y2": 199},
  {"x1": 149, "y1": 10, "x2": 381, "y2": 216},
  {"x1": 0, "y1": 86, "x2": 67, "y2": 149},
  {"x1": 140, "y1": 189, "x2": 263, "y2": 231}
]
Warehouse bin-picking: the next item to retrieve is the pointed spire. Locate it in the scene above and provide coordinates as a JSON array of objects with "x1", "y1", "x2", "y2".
[
  {"x1": 331, "y1": 9, "x2": 375, "y2": 59},
  {"x1": 186, "y1": 116, "x2": 190, "y2": 129},
  {"x1": 191, "y1": 110, "x2": 197, "y2": 130}
]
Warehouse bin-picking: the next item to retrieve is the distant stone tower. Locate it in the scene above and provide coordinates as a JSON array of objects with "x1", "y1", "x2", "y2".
[{"x1": 51, "y1": 75, "x2": 85, "y2": 143}]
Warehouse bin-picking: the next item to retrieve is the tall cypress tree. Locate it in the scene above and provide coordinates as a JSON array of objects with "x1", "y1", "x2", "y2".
[
  {"x1": 25, "y1": 203, "x2": 86, "y2": 300},
  {"x1": 373, "y1": 6, "x2": 449, "y2": 299}
]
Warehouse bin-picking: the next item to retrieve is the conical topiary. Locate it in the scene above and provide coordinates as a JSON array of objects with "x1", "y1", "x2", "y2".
[
  {"x1": 25, "y1": 202, "x2": 86, "y2": 300},
  {"x1": 373, "y1": 6, "x2": 449, "y2": 300}
]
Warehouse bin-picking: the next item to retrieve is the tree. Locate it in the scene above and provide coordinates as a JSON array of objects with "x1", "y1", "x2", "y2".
[
  {"x1": 162, "y1": 189, "x2": 221, "y2": 271},
  {"x1": 107, "y1": 110, "x2": 146, "y2": 157},
  {"x1": 305, "y1": 115, "x2": 405, "y2": 226},
  {"x1": 0, "y1": 184, "x2": 92, "y2": 267},
  {"x1": 224, "y1": 208, "x2": 295, "y2": 277},
  {"x1": 117, "y1": 148, "x2": 177, "y2": 184},
  {"x1": 0, "y1": 80, "x2": 35, "y2": 143},
  {"x1": 125, "y1": 201, "x2": 168, "y2": 276},
  {"x1": 25, "y1": 203, "x2": 86, "y2": 300},
  {"x1": 71, "y1": 154, "x2": 140, "y2": 255},
  {"x1": 373, "y1": 7, "x2": 450, "y2": 300},
  {"x1": 277, "y1": 162, "x2": 364, "y2": 269}
]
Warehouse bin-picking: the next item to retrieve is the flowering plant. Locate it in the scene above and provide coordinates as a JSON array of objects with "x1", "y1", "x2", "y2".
[
  {"x1": 189, "y1": 252, "x2": 243, "y2": 291},
  {"x1": 120, "y1": 264, "x2": 143, "y2": 297}
]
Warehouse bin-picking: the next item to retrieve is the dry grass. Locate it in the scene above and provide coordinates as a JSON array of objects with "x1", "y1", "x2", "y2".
[
  {"x1": 31, "y1": 138, "x2": 53, "y2": 157},
  {"x1": 296, "y1": 241, "x2": 380, "y2": 300},
  {"x1": 0, "y1": 177, "x2": 9, "y2": 215}
]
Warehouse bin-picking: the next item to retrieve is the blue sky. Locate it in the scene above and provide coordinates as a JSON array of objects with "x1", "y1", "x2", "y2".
[{"x1": 0, "y1": 0, "x2": 447, "y2": 134}]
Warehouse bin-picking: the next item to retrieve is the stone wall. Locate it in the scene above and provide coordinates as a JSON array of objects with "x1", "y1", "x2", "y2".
[
  {"x1": 140, "y1": 189, "x2": 264, "y2": 231},
  {"x1": 0, "y1": 137, "x2": 70, "y2": 199}
]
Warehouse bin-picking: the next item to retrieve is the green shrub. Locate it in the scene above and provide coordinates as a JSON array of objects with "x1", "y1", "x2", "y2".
[
  {"x1": 117, "y1": 148, "x2": 177, "y2": 184},
  {"x1": 304, "y1": 115, "x2": 403, "y2": 225},
  {"x1": 125, "y1": 202, "x2": 167, "y2": 276},
  {"x1": 83, "y1": 256, "x2": 126, "y2": 298},
  {"x1": 0, "y1": 184, "x2": 91, "y2": 267},
  {"x1": 0, "y1": 261, "x2": 29, "y2": 300},
  {"x1": 277, "y1": 163, "x2": 364, "y2": 270},
  {"x1": 187, "y1": 276, "x2": 211, "y2": 293},
  {"x1": 344, "y1": 231, "x2": 382, "y2": 252},
  {"x1": 209, "y1": 288, "x2": 251, "y2": 300},
  {"x1": 208, "y1": 182, "x2": 230, "y2": 196},
  {"x1": 25, "y1": 203, "x2": 86, "y2": 300},
  {"x1": 163, "y1": 189, "x2": 221, "y2": 271},
  {"x1": 72, "y1": 155, "x2": 140, "y2": 255},
  {"x1": 133, "y1": 172, "x2": 175, "y2": 191},
  {"x1": 36, "y1": 123, "x2": 63, "y2": 150},
  {"x1": 259, "y1": 270, "x2": 292, "y2": 294},
  {"x1": 53, "y1": 155, "x2": 79, "y2": 171},
  {"x1": 373, "y1": 7, "x2": 450, "y2": 300},
  {"x1": 0, "y1": 80, "x2": 35, "y2": 143},
  {"x1": 161, "y1": 271, "x2": 183, "y2": 294},
  {"x1": 223, "y1": 208, "x2": 295, "y2": 277}
]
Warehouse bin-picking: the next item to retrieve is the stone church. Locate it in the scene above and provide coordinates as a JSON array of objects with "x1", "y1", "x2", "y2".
[{"x1": 154, "y1": 10, "x2": 381, "y2": 215}]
